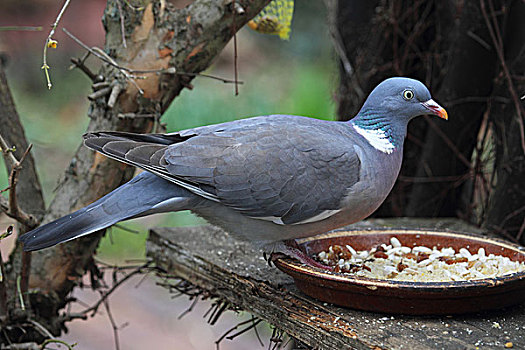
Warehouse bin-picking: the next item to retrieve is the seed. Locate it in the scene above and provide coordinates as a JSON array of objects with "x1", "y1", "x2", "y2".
[
  {"x1": 390, "y1": 237, "x2": 402, "y2": 248},
  {"x1": 316, "y1": 240, "x2": 525, "y2": 282},
  {"x1": 405, "y1": 252, "x2": 417, "y2": 260},
  {"x1": 374, "y1": 251, "x2": 388, "y2": 259},
  {"x1": 397, "y1": 262, "x2": 408, "y2": 272},
  {"x1": 332, "y1": 245, "x2": 344, "y2": 256},
  {"x1": 417, "y1": 253, "x2": 430, "y2": 263}
]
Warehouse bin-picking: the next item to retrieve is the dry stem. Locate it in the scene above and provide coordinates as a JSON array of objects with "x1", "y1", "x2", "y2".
[{"x1": 42, "y1": 0, "x2": 72, "y2": 89}]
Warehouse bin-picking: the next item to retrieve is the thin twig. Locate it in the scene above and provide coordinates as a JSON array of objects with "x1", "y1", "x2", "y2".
[
  {"x1": 62, "y1": 27, "x2": 242, "y2": 87},
  {"x1": 0, "y1": 26, "x2": 42, "y2": 32},
  {"x1": 178, "y1": 296, "x2": 199, "y2": 320},
  {"x1": 63, "y1": 28, "x2": 143, "y2": 94},
  {"x1": 40, "y1": 338, "x2": 77, "y2": 350},
  {"x1": 209, "y1": 301, "x2": 229, "y2": 325},
  {"x1": 8, "y1": 144, "x2": 33, "y2": 222},
  {"x1": 215, "y1": 317, "x2": 262, "y2": 350},
  {"x1": 16, "y1": 276, "x2": 25, "y2": 310},
  {"x1": 103, "y1": 298, "x2": 121, "y2": 350},
  {"x1": 0, "y1": 139, "x2": 39, "y2": 228},
  {"x1": 424, "y1": 116, "x2": 471, "y2": 168},
  {"x1": 28, "y1": 320, "x2": 53, "y2": 339},
  {"x1": 323, "y1": 0, "x2": 354, "y2": 76},
  {"x1": 116, "y1": 0, "x2": 127, "y2": 48},
  {"x1": 70, "y1": 56, "x2": 97, "y2": 82},
  {"x1": 226, "y1": 318, "x2": 262, "y2": 341},
  {"x1": 232, "y1": 0, "x2": 239, "y2": 95},
  {"x1": 42, "y1": 0, "x2": 72, "y2": 89},
  {"x1": 107, "y1": 84, "x2": 123, "y2": 109},
  {"x1": 20, "y1": 251, "x2": 32, "y2": 306},
  {"x1": 61, "y1": 262, "x2": 153, "y2": 324},
  {"x1": 0, "y1": 134, "x2": 19, "y2": 166},
  {"x1": 83, "y1": 262, "x2": 150, "y2": 316},
  {"x1": 0, "y1": 236, "x2": 7, "y2": 317}
]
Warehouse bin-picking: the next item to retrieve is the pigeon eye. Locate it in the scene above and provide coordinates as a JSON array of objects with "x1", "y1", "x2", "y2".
[{"x1": 403, "y1": 90, "x2": 414, "y2": 100}]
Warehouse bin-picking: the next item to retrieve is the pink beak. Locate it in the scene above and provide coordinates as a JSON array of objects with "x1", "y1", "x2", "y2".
[{"x1": 422, "y1": 99, "x2": 448, "y2": 120}]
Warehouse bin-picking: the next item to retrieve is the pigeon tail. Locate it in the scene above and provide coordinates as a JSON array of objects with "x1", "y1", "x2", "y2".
[{"x1": 19, "y1": 172, "x2": 194, "y2": 251}]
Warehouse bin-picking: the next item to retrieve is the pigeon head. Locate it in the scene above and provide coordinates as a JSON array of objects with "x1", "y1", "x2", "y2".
[
  {"x1": 351, "y1": 77, "x2": 447, "y2": 153},
  {"x1": 358, "y1": 77, "x2": 448, "y2": 122}
]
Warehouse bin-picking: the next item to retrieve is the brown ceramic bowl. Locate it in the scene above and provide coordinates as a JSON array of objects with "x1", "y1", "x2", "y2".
[{"x1": 274, "y1": 229, "x2": 525, "y2": 315}]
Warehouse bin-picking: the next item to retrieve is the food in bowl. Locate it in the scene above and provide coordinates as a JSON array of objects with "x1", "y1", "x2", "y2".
[{"x1": 316, "y1": 237, "x2": 525, "y2": 282}]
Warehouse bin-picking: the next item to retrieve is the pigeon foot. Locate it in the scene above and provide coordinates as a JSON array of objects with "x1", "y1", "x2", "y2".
[{"x1": 268, "y1": 240, "x2": 333, "y2": 271}]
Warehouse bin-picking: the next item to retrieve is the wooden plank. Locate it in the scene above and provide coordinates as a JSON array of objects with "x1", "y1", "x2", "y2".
[{"x1": 147, "y1": 219, "x2": 525, "y2": 350}]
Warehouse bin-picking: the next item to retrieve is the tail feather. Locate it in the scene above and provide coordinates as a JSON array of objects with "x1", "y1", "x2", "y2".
[{"x1": 18, "y1": 172, "x2": 194, "y2": 251}]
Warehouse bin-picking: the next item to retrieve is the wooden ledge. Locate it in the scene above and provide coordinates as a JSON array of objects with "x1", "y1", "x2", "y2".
[{"x1": 147, "y1": 218, "x2": 525, "y2": 350}]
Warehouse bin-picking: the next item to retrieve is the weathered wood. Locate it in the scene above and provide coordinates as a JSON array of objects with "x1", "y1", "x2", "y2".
[{"x1": 148, "y1": 219, "x2": 525, "y2": 350}]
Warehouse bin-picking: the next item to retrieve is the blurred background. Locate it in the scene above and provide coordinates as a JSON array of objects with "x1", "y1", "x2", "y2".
[{"x1": 1, "y1": 1, "x2": 335, "y2": 349}]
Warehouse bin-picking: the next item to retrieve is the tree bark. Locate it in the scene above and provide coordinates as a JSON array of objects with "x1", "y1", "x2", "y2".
[
  {"x1": 0, "y1": 56, "x2": 46, "y2": 319},
  {"x1": 0, "y1": 57, "x2": 45, "y2": 218}
]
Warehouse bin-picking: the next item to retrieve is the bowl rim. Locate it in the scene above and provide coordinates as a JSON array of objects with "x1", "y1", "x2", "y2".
[{"x1": 276, "y1": 229, "x2": 525, "y2": 290}]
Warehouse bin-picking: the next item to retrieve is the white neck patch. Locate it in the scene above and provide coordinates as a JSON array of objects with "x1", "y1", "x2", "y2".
[{"x1": 352, "y1": 124, "x2": 395, "y2": 154}]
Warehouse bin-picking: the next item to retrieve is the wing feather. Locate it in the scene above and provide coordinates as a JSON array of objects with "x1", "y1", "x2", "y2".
[{"x1": 83, "y1": 116, "x2": 361, "y2": 225}]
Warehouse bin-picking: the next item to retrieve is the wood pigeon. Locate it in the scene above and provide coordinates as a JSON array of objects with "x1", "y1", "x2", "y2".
[{"x1": 19, "y1": 77, "x2": 447, "y2": 266}]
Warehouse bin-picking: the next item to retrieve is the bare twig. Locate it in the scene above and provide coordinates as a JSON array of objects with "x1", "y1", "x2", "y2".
[
  {"x1": 20, "y1": 251, "x2": 32, "y2": 306},
  {"x1": 16, "y1": 276, "x2": 25, "y2": 310},
  {"x1": 0, "y1": 227, "x2": 9, "y2": 316},
  {"x1": 81, "y1": 262, "x2": 151, "y2": 317},
  {"x1": 63, "y1": 27, "x2": 244, "y2": 86},
  {"x1": 103, "y1": 299, "x2": 121, "y2": 350},
  {"x1": 42, "y1": 0, "x2": 72, "y2": 89},
  {"x1": 232, "y1": 0, "x2": 239, "y2": 95},
  {"x1": 424, "y1": 116, "x2": 472, "y2": 168},
  {"x1": 88, "y1": 86, "x2": 113, "y2": 101},
  {"x1": 28, "y1": 320, "x2": 53, "y2": 339},
  {"x1": 107, "y1": 84, "x2": 123, "y2": 109},
  {"x1": 0, "y1": 134, "x2": 19, "y2": 167},
  {"x1": 8, "y1": 144, "x2": 33, "y2": 223},
  {"x1": 116, "y1": 0, "x2": 127, "y2": 48},
  {"x1": 467, "y1": 30, "x2": 492, "y2": 51},
  {"x1": 215, "y1": 317, "x2": 263, "y2": 350},
  {"x1": 178, "y1": 296, "x2": 199, "y2": 320},
  {"x1": 209, "y1": 300, "x2": 229, "y2": 325},
  {"x1": 227, "y1": 318, "x2": 263, "y2": 341},
  {"x1": 0, "y1": 343, "x2": 39, "y2": 350},
  {"x1": 0, "y1": 139, "x2": 39, "y2": 229},
  {"x1": 69, "y1": 56, "x2": 98, "y2": 82},
  {"x1": 0, "y1": 26, "x2": 42, "y2": 32},
  {"x1": 323, "y1": 0, "x2": 354, "y2": 76},
  {"x1": 40, "y1": 338, "x2": 77, "y2": 350}
]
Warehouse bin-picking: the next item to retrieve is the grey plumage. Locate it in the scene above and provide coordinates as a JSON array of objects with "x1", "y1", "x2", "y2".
[{"x1": 19, "y1": 77, "x2": 447, "y2": 253}]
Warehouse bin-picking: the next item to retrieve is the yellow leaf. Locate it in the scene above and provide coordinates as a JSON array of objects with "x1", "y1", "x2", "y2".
[{"x1": 249, "y1": 0, "x2": 294, "y2": 40}]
